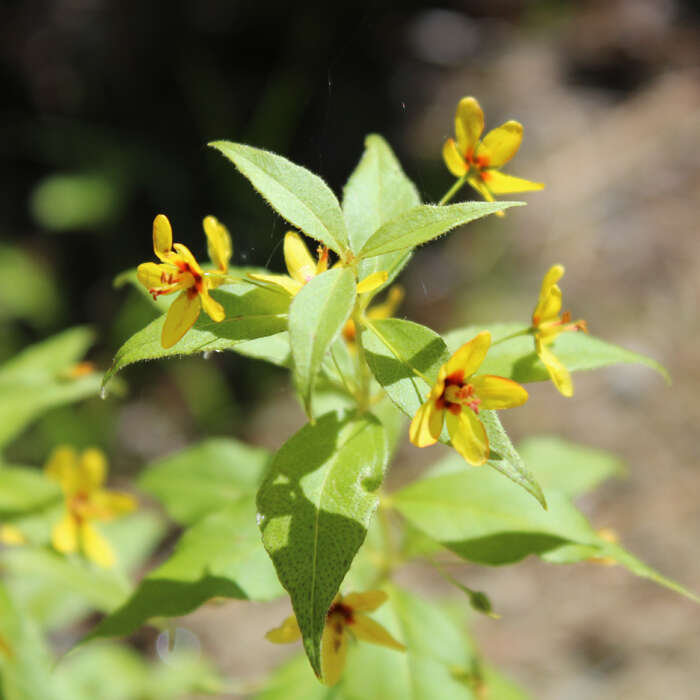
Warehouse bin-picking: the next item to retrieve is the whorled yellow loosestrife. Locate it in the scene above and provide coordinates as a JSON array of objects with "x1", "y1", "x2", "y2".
[
  {"x1": 532, "y1": 264, "x2": 587, "y2": 397},
  {"x1": 249, "y1": 230, "x2": 387, "y2": 297},
  {"x1": 342, "y1": 285, "x2": 404, "y2": 345},
  {"x1": 137, "y1": 214, "x2": 232, "y2": 348},
  {"x1": 410, "y1": 331, "x2": 528, "y2": 465},
  {"x1": 45, "y1": 446, "x2": 136, "y2": 567},
  {"x1": 266, "y1": 590, "x2": 405, "y2": 687},
  {"x1": 442, "y1": 96, "x2": 543, "y2": 214}
]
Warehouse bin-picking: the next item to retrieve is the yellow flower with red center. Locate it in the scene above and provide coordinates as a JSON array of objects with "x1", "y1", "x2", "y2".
[
  {"x1": 532, "y1": 264, "x2": 587, "y2": 397},
  {"x1": 45, "y1": 446, "x2": 136, "y2": 567},
  {"x1": 137, "y1": 214, "x2": 232, "y2": 348},
  {"x1": 410, "y1": 331, "x2": 528, "y2": 466},
  {"x1": 266, "y1": 590, "x2": 405, "y2": 687},
  {"x1": 342, "y1": 285, "x2": 404, "y2": 344},
  {"x1": 249, "y1": 231, "x2": 387, "y2": 297},
  {"x1": 442, "y1": 96, "x2": 544, "y2": 213}
]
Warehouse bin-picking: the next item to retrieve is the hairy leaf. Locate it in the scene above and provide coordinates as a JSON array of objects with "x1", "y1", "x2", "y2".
[{"x1": 257, "y1": 412, "x2": 388, "y2": 679}]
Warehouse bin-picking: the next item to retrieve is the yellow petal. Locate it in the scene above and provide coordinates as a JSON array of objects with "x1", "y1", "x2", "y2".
[
  {"x1": 357, "y1": 271, "x2": 388, "y2": 294},
  {"x1": 445, "y1": 408, "x2": 489, "y2": 466},
  {"x1": 478, "y1": 121, "x2": 523, "y2": 167},
  {"x1": 351, "y1": 613, "x2": 405, "y2": 651},
  {"x1": 455, "y1": 96, "x2": 484, "y2": 156},
  {"x1": 367, "y1": 285, "x2": 404, "y2": 320},
  {"x1": 409, "y1": 400, "x2": 443, "y2": 447},
  {"x1": 470, "y1": 375, "x2": 529, "y2": 410},
  {"x1": 442, "y1": 138, "x2": 468, "y2": 177},
  {"x1": 0, "y1": 525, "x2": 26, "y2": 546},
  {"x1": 45, "y1": 446, "x2": 80, "y2": 494},
  {"x1": 90, "y1": 490, "x2": 137, "y2": 519},
  {"x1": 284, "y1": 232, "x2": 316, "y2": 284},
  {"x1": 321, "y1": 617, "x2": 347, "y2": 687},
  {"x1": 52, "y1": 513, "x2": 78, "y2": 554},
  {"x1": 536, "y1": 339, "x2": 573, "y2": 397},
  {"x1": 172, "y1": 243, "x2": 202, "y2": 274},
  {"x1": 265, "y1": 615, "x2": 302, "y2": 644},
  {"x1": 137, "y1": 262, "x2": 166, "y2": 290},
  {"x1": 203, "y1": 215, "x2": 232, "y2": 272},
  {"x1": 248, "y1": 272, "x2": 302, "y2": 296},
  {"x1": 161, "y1": 291, "x2": 201, "y2": 348},
  {"x1": 533, "y1": 265, "x2": 564, "y2": 325},
  {"x1": 446, "y1": 331, "x2": 491, "y2": 378},
  {"x1": 78, "y1": 448, "x2": 107, "y2": 490},
  {"x1": 466, "y1": 175, "x2": 496, "y2": 202},
  {"x1": 482, "y1": 170, "x2": 545, "y2": 194},
  {"x1": 80, "y1": 522, "x2": 115, "y2": 568},
  {"x1": 200, "y1": 285, "x2": 225, "y2": 322},
  {"x1": 153, "y1": 214, "x2": 173, "y2": 262},
  {"x1": 342, "y1": 590, "x2": 388, "y2": 612}
]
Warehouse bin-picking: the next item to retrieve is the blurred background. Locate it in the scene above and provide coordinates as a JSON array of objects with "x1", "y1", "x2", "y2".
[{"x1": 1, "y1": 0, "x2": 699, "y2": 698}]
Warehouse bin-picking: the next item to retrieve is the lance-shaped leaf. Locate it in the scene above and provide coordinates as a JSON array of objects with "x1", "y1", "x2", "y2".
[
  {"x1": 393, "y1": 465, "x2": 601, "y2": 565},
  {"x1": 103, "y1": 283, "x2": 290, "y2": 387},
  {"x1": 444, "y1": 323, "x2": 670, "y2": 385},
  {"x1": 289, "y1": 268, "x2": 356, "y2": 417},
  {"x1": 88, "y1": 498, "x2": 283, "y2": 640},
  {"x1": 0, "y1": 327, "x2": 102, "y2": 448},
  {"x1": 357, "y1": 201, "x2": 522, "y2": 259},
  {"x1": 363, "y1": 318, "x2": 544, "y2": 506},
  {"x1": 138, "y1": 438, "x2": 272, "y2": 526},
  {"x1": 209, "y1": 141, "x2": 348, "y2": 254},
  {"x1": 257, "y1": 412, "x2": 388, "y2": 679}
]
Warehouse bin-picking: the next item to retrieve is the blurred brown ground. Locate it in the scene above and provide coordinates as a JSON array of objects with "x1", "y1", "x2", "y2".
[{"x1": 172, "y1": 3, "x2": 700, "y2": 698}]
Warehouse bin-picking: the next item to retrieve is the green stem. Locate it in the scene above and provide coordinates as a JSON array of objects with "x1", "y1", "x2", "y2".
[
  {"x1": 438, "y1": 175, "x2": 468, "y2": 206},
  {"x1": 353, "y1": 308, "x2": 372, "y2": 412},
  {"x1": 490, "y1": 327, "x2": 534, "y2": 346}
]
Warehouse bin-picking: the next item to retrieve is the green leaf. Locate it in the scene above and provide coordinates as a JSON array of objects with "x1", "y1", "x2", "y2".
[
  {"x1": 444, "y1": 323, "x2": 670, "y2": 385},
  {"x1": 232, "y1": 331, "x2": 291, "y2": 367},
  {"x1": 289, "y1": 268, "x2": 356, "y2": 417},
  {"x1": 0, "y1": 466, "x2": 61, "y2": 517},
  {"x1": 343, "y1": 586, "x2": 480, "y2": 700},
  {"x1": 103, "y1": 282, "x2": 289, "y2": 387},
  {"x1": 257, "y1": 412, "x2": 388, "y2": 679},
  {"x1": 209, "y1": 141, "x2": 348, "y2": 254},
  {"x1": 393, "y1": 465, "x2": 599, "y2": 565},
  {"x1": 0, "y1": 328, "x2": 102, "y2": 448},
  {"x1": 357, "y1": 201, "x2": 523, "y2": 259},
  {"x1": 542, "y1": 538, "x2": 699, "y2": 602},
  {"x1": 363, "y1": 318, "x2": 544, "y2": 506},
  {"x1": 342, "y1": 133, "x2": 420, "y2": 252},
  {"x1": 89, "y1": 498, "x2": 283, "y2": 640},
  {"x1": 138, "y1": 438, "x2": 272, "y2": 526},
  {"x1": 517, "y1": 436, "x2": 625, "y2": 498}
]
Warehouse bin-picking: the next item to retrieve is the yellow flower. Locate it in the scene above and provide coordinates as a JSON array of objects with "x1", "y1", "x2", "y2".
[
  {"x1": 137, "y1": 214, "x2": 232, "y2": 348},
  {"x1": 531, "y1": 264, "x2": 587, "y2": 397},
  {"x1": 266, "y1": 590, "x2": 405, "y2": 687},
  {"x1": 45, "y1": 446, "x2": 136, "y2": 567},
  {"x1": 442, "y1": 96, "x2": 544, "y2": 214},
  {"x1": 409, "y1": 331, "x2": 528, "y2": 466},
  {"x1": 342, "y1": 285, "x2": 404, "y2": 344},
  {"x1": 248, "y1": 231, "x2": 329, "y2": 296},
  {"x1": 249, "y1": 231, "x2": 387, "y2": 297}
]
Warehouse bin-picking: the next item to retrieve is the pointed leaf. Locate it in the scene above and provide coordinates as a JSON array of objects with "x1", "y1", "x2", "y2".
[
  {"x1": 103, "y1": 283, "x2": 289, "y2": 387},
  {"x1": 289, "y1": 268, "x2": 356, "y2": 417},
  {"x1": 257, "y1": 412, "x2": 388, "y2": 678},
  {"x1": 89, "y1": 498, "x2": 283, "y2": 640},
  {"x1": 357, "y1": 201, "x2": 523, "y2": 259},
  {"x1": 209, "y1": 141, "x2": 348, "y2": 254},
  {"x1": 445, "y1": 323, "x2": 670, "y2": 385}
]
